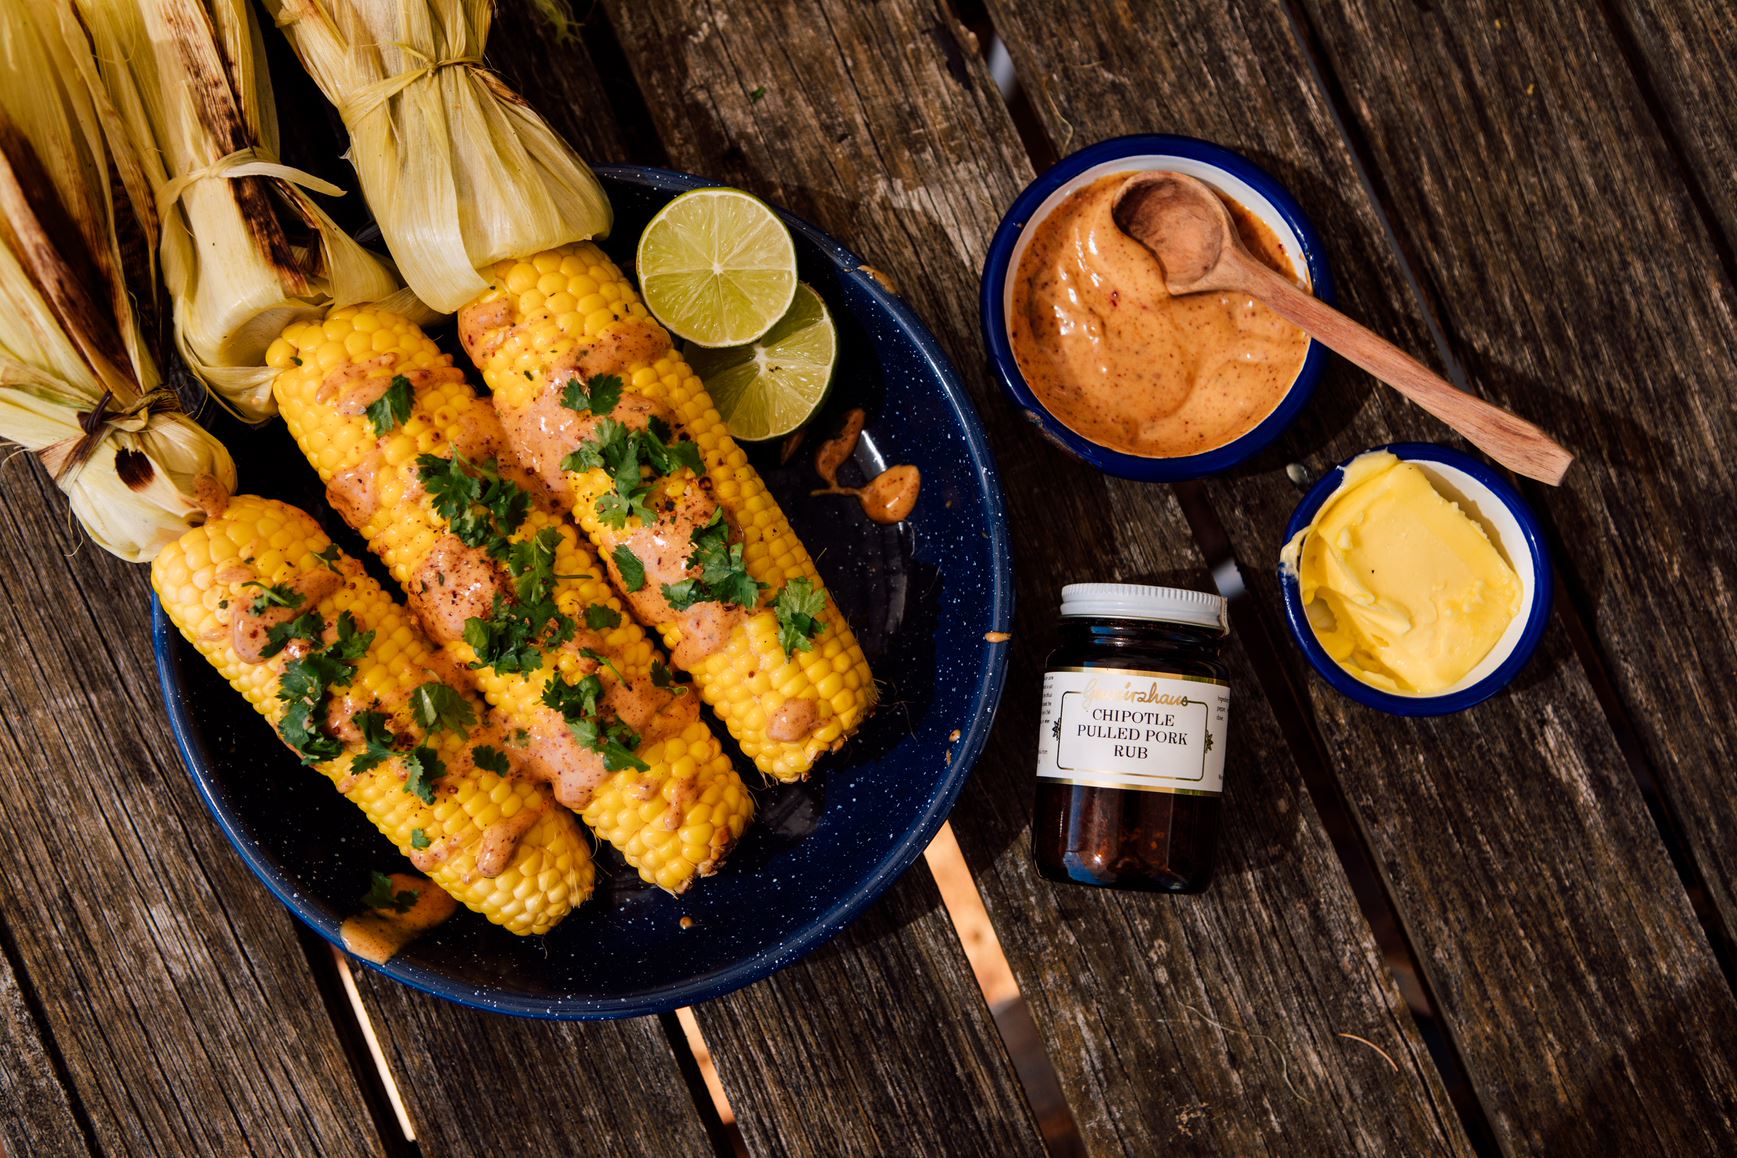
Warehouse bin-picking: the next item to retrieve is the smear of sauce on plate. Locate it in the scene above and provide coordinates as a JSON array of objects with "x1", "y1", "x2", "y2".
[
  {"x1": 340, "y1": 874, "x2": 458, "y2": 965},
  {"x1": 812, "y1": 407, "x2": 921, "y2": 524},
  {"x1": 1009, "y1": 172, "x2": 1309, "y2": 458}
]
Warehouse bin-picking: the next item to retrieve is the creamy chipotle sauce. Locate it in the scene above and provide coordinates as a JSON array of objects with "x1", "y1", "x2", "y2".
[
  {"x1": 339, "y1": 874, "x2": 457, "y2": 965},
  {"x1": 812, "y1": 408, "x2": 921, "y2": 524},
  {"x1": 1009, "y1": 173, "x2": 1309, "y2": 458}
]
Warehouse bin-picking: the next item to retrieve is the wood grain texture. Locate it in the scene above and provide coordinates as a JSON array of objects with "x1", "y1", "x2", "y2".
[
  {"x1": 350, "y1": 963, "x2": 715, "y2": 1155},
  {"x1": 0, "y1": 464, "x2": 384, "y2": 1155},
  {"x1": 687, "y1": 876, "x2": 1044, "y2": 1156},
  {"x1": 1299, "y1": 0, "x2": 1737, "y2": 946},
  {"x1": 985, "y1": 0, "x2": 1737, "y2": 1149},
  {"x1": 601, "y1": 1, "x2": 1466, "y2": 1152},
  {"x1": 1610, "y1": 0, "x2": 1737, "y2": 256},
  {"x1": 0, "y1": 925, "x2": 89, "y2": 1158}
]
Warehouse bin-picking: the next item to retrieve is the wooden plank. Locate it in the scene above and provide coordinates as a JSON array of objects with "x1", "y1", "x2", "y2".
[
  {"x1": 0, "y1": 923, "x2": 91, "y2": 1158},
  {"x1": 350, "y1": 966, "x2": 716, "y2": 1154},
  {"x1": 983, "y1": 0, "x2": 1737, "y2": 1149},
  {"x1": 690, "y1": 875, "x2": 1045, "y2": 1155},
  {"x1": 1300, "y1": 0, "x2": 1737, "y2": 945},
  {"x1": 0, "y1": 463, "x2": 384, "y2": 1156},
  {"x1": 599, "y1": 1, "x2": 1467, "y2": 1152},
  {"x1": 1611, "y1": 0, "x2": 1737, "y2": 254}
]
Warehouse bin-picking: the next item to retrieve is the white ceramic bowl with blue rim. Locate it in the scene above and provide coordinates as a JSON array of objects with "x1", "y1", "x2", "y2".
[
  {"x1": 1278, "y1": 442, "x2": 1553, "y2": 715},
  {"x1": 981, "y1": 134, "x2": 1335, "y2": 480}
]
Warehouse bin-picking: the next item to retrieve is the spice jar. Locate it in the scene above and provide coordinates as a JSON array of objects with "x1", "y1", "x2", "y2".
[{"x1": 1032, "y1": 583, "x2": 1232, "y2": 893}]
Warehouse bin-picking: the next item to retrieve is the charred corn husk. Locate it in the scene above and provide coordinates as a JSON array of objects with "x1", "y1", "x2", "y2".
[
  {"x1": 262, "y1": 0, "x2": 609, "y2": 314},
  {"x1": 460, "y1": 244, "x2": 875, "y2": 782},
  {"x1": 0, "y1": 0, "x2": 234, "y2": 563},
  {"x1": 265, "y1": 307, "x2": 752, "y2": 892},
  {"x1": 152, "y1": 494, "x2": 593, "y2": 932},
  {"x1": 71, "y1": 0, "x2": 404, "y2": 420}
]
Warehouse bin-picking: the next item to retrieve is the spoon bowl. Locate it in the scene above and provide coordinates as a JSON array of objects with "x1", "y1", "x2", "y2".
[{"x1": 1112, "y1": 170, "x2": 1574, "y2": 486}]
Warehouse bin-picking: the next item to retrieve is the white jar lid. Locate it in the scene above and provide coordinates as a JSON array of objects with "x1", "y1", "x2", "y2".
[{"x1": 1059, "y1": 582, "x2": 1228, "y2": 633}]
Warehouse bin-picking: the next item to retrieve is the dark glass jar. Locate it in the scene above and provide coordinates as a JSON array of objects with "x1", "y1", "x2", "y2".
[{"x1": 1032, "y1": 583, "x2": 1232, "y2": 893}]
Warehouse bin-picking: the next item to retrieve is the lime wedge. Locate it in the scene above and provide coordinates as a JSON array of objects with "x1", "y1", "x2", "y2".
[
  {"x1": 687, "y1": 283, "x2": 837, "y2": 442},
  {"x1": 637, "y1": 188, "x2": 798, "y2": 347}
]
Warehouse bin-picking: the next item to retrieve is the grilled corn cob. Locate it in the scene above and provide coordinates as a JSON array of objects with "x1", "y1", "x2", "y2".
[
  {"x1": 265, "y1": 307, "x2": 752, "y2": 892},
  {"x1": 460, "y1": 244, "x2": 875, "y2": 782},
  {"x1": 151, "y1": 494, "x2": 593, "y2": 933}
]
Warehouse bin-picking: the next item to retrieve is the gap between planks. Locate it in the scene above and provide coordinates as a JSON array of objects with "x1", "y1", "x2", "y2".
[
  {"x1": 945, "y1": 0, "x2": 1501, "y2": 1148},
  {"x1": 1277, "y1": 0, "x2": 1737, "y2": 997}
]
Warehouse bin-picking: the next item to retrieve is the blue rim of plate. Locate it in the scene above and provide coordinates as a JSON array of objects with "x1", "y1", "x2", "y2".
[
  {"x1": 980, "y1": 133, "x2": 1336, "y2": 481},
  {"x1": 1277, "y1": 442, "x2": 1553, "y2": 716},
  {"x1": 150, "y1": 163, "x2": 1015, "y2": 1018}
]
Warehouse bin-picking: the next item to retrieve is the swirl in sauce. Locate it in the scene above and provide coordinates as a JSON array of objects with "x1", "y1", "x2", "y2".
[{"x1": 1009, "y1": 173, "x2": 1309, "y2": 458}]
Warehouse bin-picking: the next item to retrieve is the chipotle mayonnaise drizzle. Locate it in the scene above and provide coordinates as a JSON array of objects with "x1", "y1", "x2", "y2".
[{"x1": 1009, "y1": 173, "x2": 1309, "y2": 458}]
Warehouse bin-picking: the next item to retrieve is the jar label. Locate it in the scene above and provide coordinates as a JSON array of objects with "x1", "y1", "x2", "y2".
[{"x1": 1035, "y1": 667, "x2": 1230, "y2": 795}]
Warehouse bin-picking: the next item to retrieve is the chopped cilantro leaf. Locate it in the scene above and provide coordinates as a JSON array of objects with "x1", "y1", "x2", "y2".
[
  {"x1": 312, "y1": 544, "x2": 343, "y2": 573},
  {"x1": 471, "y1": 745, "x2": 511, "y2": 775},
  {"x1": 272, "y1": 611, "x2": 374, "y2": 764},
  {"x1": 584, "y1": 604, "x2": 622, "y2": 631},
  {"x1": 349, "y1": 709, "x2": 397, "y2": 774},
  {"x1": 561, "y1": 414, "x2": 705, "y2": 529},
  {"x1": 242, "y1": 580, "x2": 304, "y2": 615},
  {"x1": 542, "y1": 672, "x2": 605, "y2": 720},
  {"x1": 410, "y1": 828, "x2": 431, "y2": 850},
  {"x1": 659, "y1": 509, "x2": 766, "y2": 611},
  {"x1": 418, "y1": 452, "x2": 531, "y2": 559},
  {"x1": 365, "y1": 375, "x2": 414, "y2": 436},
  {"x1": 580, "y1": 648, "x2": 626, "y2": 685},
  {"x1": 772, "y1": 578, "x2": 828, "y2": 657},
  {"x1": 363, "y1": 870, "x2": 419, "y2": 914},
  {"x1": 403, "y1": 746, "x2": 446, "y2": 804},
  {"x1": 559, "y1": 373, "x2": 623, "y2": 416},
  {"x1": 613, "y1": 545, "x2": 646, "y2": 591},
  {"x1": 650, "y1": 660, "x2": 687, "y2": 696},
  {"x1": 411, "y1": 682, "x2": 475, "y2": 738}
]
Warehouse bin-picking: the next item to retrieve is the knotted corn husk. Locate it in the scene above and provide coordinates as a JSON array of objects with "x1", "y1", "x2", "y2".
[
  {"x1": 0, "y1": 1, "x2": 235, "y2": 563},
  {"x1": 73, "y1": 0, "x2": 406, "y2": 421},
  {"x1": 265, "y1": 0, "x2": 612, "y2": 313}
]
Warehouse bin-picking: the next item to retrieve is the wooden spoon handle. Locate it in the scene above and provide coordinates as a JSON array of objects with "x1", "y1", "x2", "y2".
[{"x1": 1229, "y1": 256, "x2": 1574, "y2": 485}]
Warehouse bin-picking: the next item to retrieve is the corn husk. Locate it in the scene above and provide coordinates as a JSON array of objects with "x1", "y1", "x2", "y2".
[
  {"x1": 0, "y1": 0, "x2": 235, "y2": 564},
  {"x1": 73, "y1": 0, "x2": 407, "y2": 421},
  {"x1": 264, "y1": 0, "x2": 612, "y2": 313}
]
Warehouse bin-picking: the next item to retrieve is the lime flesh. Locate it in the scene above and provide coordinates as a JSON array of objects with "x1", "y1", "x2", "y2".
[
  {"x1": 687, "y1": 283, "x2": 837, "y2": 442},
  {"x1": 637, "y1": 188, "x2": 798, "y2": 347}
]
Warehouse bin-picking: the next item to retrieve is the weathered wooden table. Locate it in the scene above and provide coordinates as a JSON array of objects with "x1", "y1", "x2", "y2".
[{"x1": 5, "y1": 0, "x2": 1736, "y2": 1153}]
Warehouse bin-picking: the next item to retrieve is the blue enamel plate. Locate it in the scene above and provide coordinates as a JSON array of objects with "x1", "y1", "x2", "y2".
[{"x1": 152, "y1": 166, "x2": 1013, "y2": 1018}]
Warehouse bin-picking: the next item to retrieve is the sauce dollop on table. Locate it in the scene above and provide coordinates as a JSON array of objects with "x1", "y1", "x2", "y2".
[{"x1": 1010, "y1": 173, "x2": 1309, "y2": 458}]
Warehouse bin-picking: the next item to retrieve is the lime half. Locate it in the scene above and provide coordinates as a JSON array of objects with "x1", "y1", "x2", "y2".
[
  {"x1": 687, "y1": 283, "x2": 837, "y2": 441},
  {"x1": 637, "y1": 188, "x2": 798, "y2": 347}
]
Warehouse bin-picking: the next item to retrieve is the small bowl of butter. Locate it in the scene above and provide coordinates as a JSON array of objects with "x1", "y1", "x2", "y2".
[
  {"x1": 1278, "y1": 443, "x2": 1552, "y2": 715},
  {"x1": 982, "y1": 134, "x2": 1333, "y2": 481}
]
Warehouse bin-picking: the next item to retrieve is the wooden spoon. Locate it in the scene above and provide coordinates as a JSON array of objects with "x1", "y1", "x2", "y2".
[{"x1": 1111, "y1": 171, "x2": 1573, "y2": 485}]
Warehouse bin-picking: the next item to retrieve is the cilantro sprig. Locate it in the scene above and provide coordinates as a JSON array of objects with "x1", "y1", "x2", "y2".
[
  {"x1": 559, "y1": 373, "x2": 623, "y2": 416},
  {"x1": 411, "y1": 682, "x2": 475, "y2": 738},
  {"x1": 272, "y1": 611, "x2": 375, "y2": 765},
  {"x1": 540, "y1": 671, "x2": 649, "y2": 772},
  {"x1": 661, "y1": 509, "x2": 766, "y2": 611},
  {"x1": 772, "y1": 578, "x2": 828, "y2": 657},
  {"x1": 471, "y1": 745, "x2": 511, "y2": 775},
  {"x1": 363, "y1": 870, "x2": 419, "y2": 914},
  {"x1": 349, "y1": 709, "x2": 398, "y2": 774},
  {"x1": 366, "y1": 375, "x2": 414, "y2": 436},
  {"x1": 560, "y1": 415, "x2": 706, "y2": 529},
  {"x1": 460, "y1": 527, "x2": 579, "y2": 676},
  {"x1": 583, "y1": 603, "x2": 622, "y2": 630},
  {"x1": 242, "y1": 581, "x2": 304, "y2": 616},
  {"x1": 417, "y1": 452, "x2": 532, "y2": 560},
  {"x1": 403, "y1": 746, "x2": 447, "y2": 805}
]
